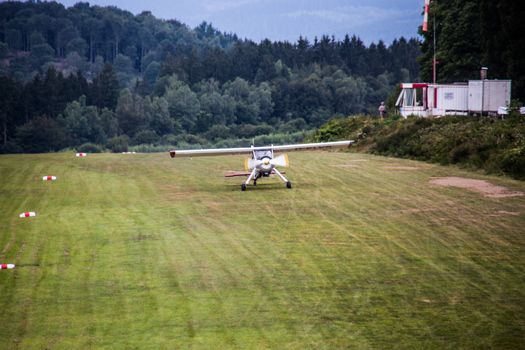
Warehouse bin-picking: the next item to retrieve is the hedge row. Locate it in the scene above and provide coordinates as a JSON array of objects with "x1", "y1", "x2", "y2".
[{"x1": 311, "y1": 114, "x2": 525, "y2": 180}]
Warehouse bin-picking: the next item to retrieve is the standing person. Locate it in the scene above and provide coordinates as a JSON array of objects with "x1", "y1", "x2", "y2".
[{"x1": 378, "y1": 101, "x2": 386, "y2": 119}]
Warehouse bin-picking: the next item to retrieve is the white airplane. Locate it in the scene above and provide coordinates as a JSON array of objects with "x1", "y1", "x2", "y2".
[{"x1": 169, "y1": 140, "x2": 353, "y2": 190}]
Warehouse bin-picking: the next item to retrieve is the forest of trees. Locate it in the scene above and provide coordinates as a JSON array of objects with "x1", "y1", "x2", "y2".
[
  {"x1": 419, "y1": 0, "x2": 525, "y2": 100},
  {"x1": 0, "y1": 1, "x2": 421, "y2": 153}
]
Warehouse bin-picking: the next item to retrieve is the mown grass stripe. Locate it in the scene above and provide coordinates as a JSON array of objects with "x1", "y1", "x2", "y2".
[{"x1": 0, "y1": 152, "x2": 524, "y2": 349}]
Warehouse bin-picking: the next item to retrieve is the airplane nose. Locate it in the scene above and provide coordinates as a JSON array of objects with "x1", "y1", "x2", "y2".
[{"x1": 263, "y1": 159, "x2": 270, "y2": 165}]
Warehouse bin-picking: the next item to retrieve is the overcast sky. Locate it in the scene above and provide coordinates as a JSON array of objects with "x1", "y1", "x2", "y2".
[{"x1": 55, "y1": 0, "x2": 424, "y2": 44}]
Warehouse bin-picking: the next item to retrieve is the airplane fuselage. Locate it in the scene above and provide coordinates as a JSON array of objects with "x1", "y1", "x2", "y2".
[{"x1": 252, "y1": 150, "x2": 273, "y2": 178}]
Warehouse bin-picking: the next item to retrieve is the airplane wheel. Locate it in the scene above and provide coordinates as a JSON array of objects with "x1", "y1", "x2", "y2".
[
  {"x1": 253, "y1": 181, "x2": 257, "y2": 186},
  {"x1": 286, "y1": 181, "x2": 292, "y2": 189},
  {"x1": 241, "y1": 183, "x2": 247, "y2": 191}
]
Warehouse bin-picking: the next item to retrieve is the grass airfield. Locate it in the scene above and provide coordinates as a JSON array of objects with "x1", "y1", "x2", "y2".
[{"x1": 0, "y1": 151, "x2": 524, "y2": 349}]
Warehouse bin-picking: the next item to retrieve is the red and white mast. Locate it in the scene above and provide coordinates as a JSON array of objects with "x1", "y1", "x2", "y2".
[
  {"x1": 422, "y1": 0, "x2": 437, "y2": 84},
  {"x1": 422, "y1": 0, "x2": 430, "y2": 32}
]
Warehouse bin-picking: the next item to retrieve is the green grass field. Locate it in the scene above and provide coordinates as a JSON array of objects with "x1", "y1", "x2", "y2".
[{"x1": 1, "y1": 151, "x2": 524, "y2": 349}]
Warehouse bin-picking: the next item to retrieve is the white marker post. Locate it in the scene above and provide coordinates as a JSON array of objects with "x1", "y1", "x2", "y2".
[
  {"x1": 42, "y1": 176, "x2": 57, "y2": 181},
  {"x1": 1, "y1": 264, "x2": 15, "y2": 269},
  {"x1": 19, "y1": 212, "x2": 36, "y2": 218}
]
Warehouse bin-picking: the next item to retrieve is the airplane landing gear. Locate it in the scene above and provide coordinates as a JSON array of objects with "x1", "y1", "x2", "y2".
[
  {"x1": 241, "y1": 168, "x2": 257, "y2": 191},
  {"x1": 273, "y1": 168, "x2": 292, "y2": 189},
  {"x1": 241, "y1": 168, "x2": 292, "y2": 191}
]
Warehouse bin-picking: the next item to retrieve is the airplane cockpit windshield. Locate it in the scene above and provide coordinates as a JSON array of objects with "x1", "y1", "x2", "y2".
[{"x1": 254, "y1": 150, "x2": 272, "y2": 160}]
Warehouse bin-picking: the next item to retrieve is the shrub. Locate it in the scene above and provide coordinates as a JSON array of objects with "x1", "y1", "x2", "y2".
[
  {"x1": 129, "y1": 144, "x2": 169, "y2": 153},
  {"x1": 15, "y1": 116, "x2": 68, "y2": 153},
  {"x1": 132, "y1": 130, "x2": 159, "y2": 145},
  {"x1": 280, "y1": 118, "x2": 307, "y2": 133},
  {"x1": 313, "y1": 115, "x2": 525, "y2": 180},
  {"x1": 501, "y1": 146, "x2": 525, "y2": 179},
  {"x1": 77, "y1": 143, "x2": 104, "y2": 153},
  {"x1": 234, "y1": 124, "x2": 274, "y2": 138},
  {"x1": 0, "y1": 141, "x2": 23, "y2": 154},
  {"x1": 206, "y1": 125, "x2": 231, "y2": 141},
  {"x1": 179, "y1": 134, "x2": 207, "y2": 145},
  {"x1": 160, "y1": 134, "x2": 178, "y2": 145},
  {"x1": 106, "y1": 135, "x2": 129, "y2": 153}
]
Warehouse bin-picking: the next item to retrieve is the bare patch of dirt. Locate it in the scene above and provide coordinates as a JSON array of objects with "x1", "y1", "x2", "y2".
[{"x1": 429, "y1": 177, "x2": 524, "y2": 198}]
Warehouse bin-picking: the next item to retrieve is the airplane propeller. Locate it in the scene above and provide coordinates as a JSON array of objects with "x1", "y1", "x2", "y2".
[
  {"x1": 244, "y1": 154, "x2": 289, "y2": 170},
  {"x1": 270, "y1": 154, "x2": 289, "y2": 167}
]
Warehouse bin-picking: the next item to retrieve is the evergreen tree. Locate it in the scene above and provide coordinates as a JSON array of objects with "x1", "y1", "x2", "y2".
[
  {"x1": 419, "y1": 0, "x2": 525, "y2": 99},
  {"x1": 0, "y1": 76, "x2": 20, "y2": 145},
  {"x1": 89, "y1": 63, "x2": 119, "y2": 109}
]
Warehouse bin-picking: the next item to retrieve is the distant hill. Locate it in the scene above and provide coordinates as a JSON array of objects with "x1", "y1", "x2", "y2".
[
  {"x1": 0, "y1": 1, "x2": 421, "y2": 153},
  {"x1": 0, "y1": 1, "x2": 420, "y2": 85}
]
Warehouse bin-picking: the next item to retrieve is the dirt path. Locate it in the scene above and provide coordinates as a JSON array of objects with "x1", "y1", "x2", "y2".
[{"x1": 429, "y1": 176, "x2": 524, "y2": 198}]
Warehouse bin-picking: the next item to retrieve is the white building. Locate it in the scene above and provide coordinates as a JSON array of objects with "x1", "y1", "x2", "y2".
[{"x1": 396, "y1": 80, "x2": 511, "y2": 118}]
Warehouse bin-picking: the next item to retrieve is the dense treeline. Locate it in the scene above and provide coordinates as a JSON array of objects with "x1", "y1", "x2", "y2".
[
  {"x1": 0, "y1": 63, "x2": 402, "y2": 153},
  {"x1": 312, "y1": 114, "x2": 525, "y2": 180},
  {"x1": 419, "y1": 0, "x2": 525, "y2": 100},
  {"x1": 0, "y1": 64, "x2": 119, "y2": 150},
  {"x1": 0, "y1": 2, "x2": 420, "y2": 84},
  {"x1": 0, "y1": 1, "x2": 420, "y2": 153}
]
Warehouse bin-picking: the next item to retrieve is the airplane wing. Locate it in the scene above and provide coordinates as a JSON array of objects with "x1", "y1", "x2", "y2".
[
  {"x1": 170, "y1": 140, "x2": 353, "y2": 158},
  {"x1": 224, "y1": 170, "x2": 286, "y2": 177},
  {"x1": 270, "y1": 140, "x2": 353, "y2": 152}
]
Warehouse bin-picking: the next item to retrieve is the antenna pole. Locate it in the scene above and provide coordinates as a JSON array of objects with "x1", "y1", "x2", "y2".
[{"x1": 432, "y1": 1, "x2": 437, "y2": 84}]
